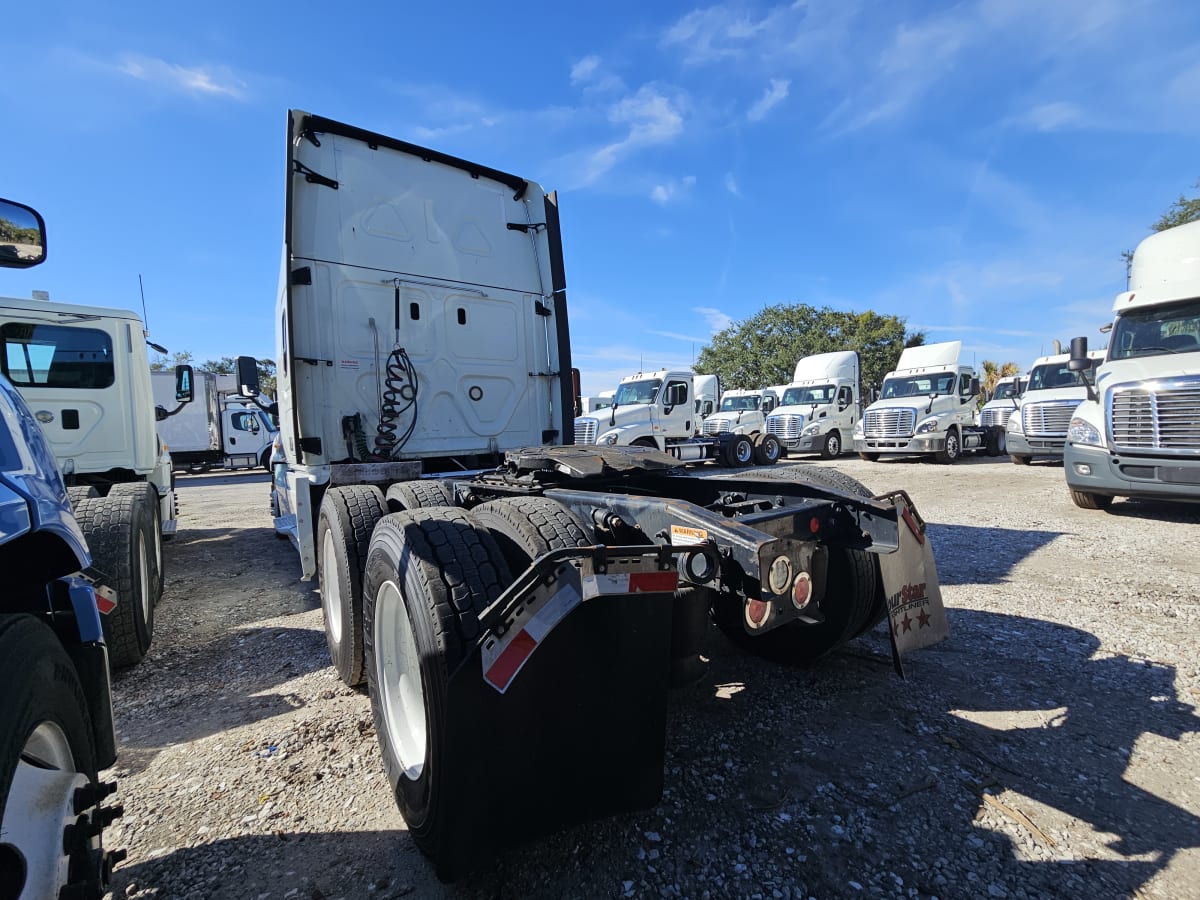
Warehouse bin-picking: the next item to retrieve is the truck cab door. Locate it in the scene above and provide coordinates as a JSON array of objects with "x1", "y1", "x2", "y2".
[
  {"x1": 658, "y1": 379, "x2": 691, "y2": 438},
  {"x1": 223, "y1": 408, "x2": 262, "y2": 455}
]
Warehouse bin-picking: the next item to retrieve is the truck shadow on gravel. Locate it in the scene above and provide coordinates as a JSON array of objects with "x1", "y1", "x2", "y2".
[{"x1": 925, "y1": 522, "x2": 1062, "y2": 585}]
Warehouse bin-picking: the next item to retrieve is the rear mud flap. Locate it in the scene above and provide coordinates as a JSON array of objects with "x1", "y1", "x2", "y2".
[
  {"x1": 874, "y1": 494, "x2": 948, "y2": 675},
  {"x1": 438, "y1": 581, "x2": 675, "y2": 879}
]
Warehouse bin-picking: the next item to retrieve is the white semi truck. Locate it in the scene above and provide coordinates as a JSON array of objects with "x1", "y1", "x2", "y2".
[
  {"x1": 765, "y1": 351, "x2": 861, "y2": 459},
  {"x1": 240, "y1": 110, "x2": 948, "y2": 881},
  {"x1": 693, "y1": 372, "x2": 720, "y2": 421},
  {"x1": 853, "y1": 341, "x2": 991, "y2": 463},
  {"x1": 152, "y1": 369, "x2": 277, "y2": 472},
  {"x1": 0, "y1": 292, "x2": 187, "y2": 666},
  {"x1": 1005, "y1": 353, "x2": 1102, "y2": 465},
  {"x1": 1064, "y1": 219, "x2": 1200, "y2": 509},
  {"x1": 975, "y1": 374, "x2": 1026, "y2": 456},
  {"x1": 573, "y1": 369, "x2": 782, "y2": 465},
  {"x1": 699, "y1": 388, "x2": 770, "y2": 437}
]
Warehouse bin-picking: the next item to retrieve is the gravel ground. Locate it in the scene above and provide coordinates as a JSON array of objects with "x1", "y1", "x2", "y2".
[{"x1": 104, "y1": 455, "x2": 1200, "y2": 900}]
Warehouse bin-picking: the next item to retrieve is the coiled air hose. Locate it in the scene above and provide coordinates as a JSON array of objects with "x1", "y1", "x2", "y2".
[{"x1": 374, "y1": 345, "x2": 418, "y2": 457}]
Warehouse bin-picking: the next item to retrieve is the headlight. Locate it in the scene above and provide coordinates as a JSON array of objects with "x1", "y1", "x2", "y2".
[
  {"x1": 1006, "y1": 410, "x2": 1022, "y2": 434},
  {"x1": 600, "y1": 432, "x2": 620, "y2": 445},
  {"x1": 803, "y1": 423, "x2": 821, "y2": 435},
  {"x1": 1067, "y1": 416, "x2": 1102, "y2": 446},
  {"x1": 853, "y1": 422, "x2": 864, "y2": 437},
  {"x1": 915, "y1": 416, "x2": 941, "y2": 435}
]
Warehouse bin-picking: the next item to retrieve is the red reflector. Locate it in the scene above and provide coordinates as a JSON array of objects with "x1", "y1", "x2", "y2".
[
  {"x1": 746, "y1": 599, "x2": 769, "y2": 625},
  {"x1": 792, "y1": 573, "x2": 812, "y2": 609},
  {"x1": 628, "y1": 571, "x2": 679, "y2": 593},
  {"x1": 900, "y1": 507, "x2": 925, "y2": 545},
  {"x1": 809, "y1": 517, "x2": 820, "y2": 534}
]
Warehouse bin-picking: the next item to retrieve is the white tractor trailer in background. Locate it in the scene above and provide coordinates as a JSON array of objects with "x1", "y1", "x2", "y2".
[
  {"x1": 238, "y1": 109, "x2": 948, "y2": 881},
  {"x1": 765, "y1": 350, "x2": 862, "y2": 459}
]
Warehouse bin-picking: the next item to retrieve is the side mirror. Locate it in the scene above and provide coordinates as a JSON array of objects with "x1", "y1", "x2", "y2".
[
  {"x1": 237, "y1": 355, "x2": 261, "y2": 397},
  {"x1": 665, "y1": 383, "x2": 687, "y2": 408},
  {"x1": 175, "y1": 364, "x2": 194, "y2": 403},
  {"x1": 0, "y1": 198, "x2": 47, "y2": 269},
  {"x1": 969, "y1": 376, "x2": 980, "y2": 397},
  {"x1": 1067, "y1": 336, "x2": 1089, "y2": 372}
]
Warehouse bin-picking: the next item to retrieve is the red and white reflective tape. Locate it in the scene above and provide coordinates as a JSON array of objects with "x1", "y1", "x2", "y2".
[
  {"x1": 580, "y1": 570, "x2": 678, "y2": 599},
  {"x1": 482, "y1": 583, "x2": 581, "y2": 693},
  {"x1": 94, "y1": 585, "x2": 117, "y2": 616}
]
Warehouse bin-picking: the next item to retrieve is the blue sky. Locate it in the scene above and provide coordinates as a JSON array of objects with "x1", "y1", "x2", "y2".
[{"x1": 3, "y1": 0, "x2": 1199, "y2": 395}]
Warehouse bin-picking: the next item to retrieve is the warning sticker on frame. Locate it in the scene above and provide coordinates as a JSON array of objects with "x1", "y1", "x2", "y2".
[
  {"x1": 339, "y1": 359, "x2": 360, "y2": 369},
  {"x1": 670, "y1": 525, "x2": 708, "y2": 546}
]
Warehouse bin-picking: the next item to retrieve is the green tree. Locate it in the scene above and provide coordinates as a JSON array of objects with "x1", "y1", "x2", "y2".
[
  {"x1": 149, "y1": 350, "x2": 193, "y2": 371},
  {"x1": 694, "y1": 304, "x2": 924, "y2": 393},
  {"x1": 203, "y1": 356, "x2": 277, "y2": 398},
  {"x1": 979, "y1": 359, "x2": 1021, "y2": 400}
]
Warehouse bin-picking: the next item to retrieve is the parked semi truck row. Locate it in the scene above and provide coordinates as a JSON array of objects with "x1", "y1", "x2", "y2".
[
  {"x1": 245, "y1": 110, "x2": 949, "y2": 881},
  {"x1": 1065, "y1": 218, "x2": 1200, "y2": 509},
  {"x1": 765, "y1": 351, "x2": 862, "y2": 459}
]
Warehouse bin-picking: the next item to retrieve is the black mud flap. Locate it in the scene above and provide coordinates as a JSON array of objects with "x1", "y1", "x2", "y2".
[{"x1": 436, "y1": 574, "x2": 676, "y2": 880}]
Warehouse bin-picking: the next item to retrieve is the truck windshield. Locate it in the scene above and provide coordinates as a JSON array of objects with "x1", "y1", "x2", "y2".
[
  {"x1": 991, "y1": 381, "x2": 1020, "y2": 400},
  {"x1": 1028, "y1": 362, "x2": 1096, "y2": 391},
  {"x1": 1109, "y1": 298, "x2": 1200, "y2": 360},
  {"x1": 880, "y1": 372, "x2": 955, "y2": 399},
  {"x1": 719, "y1": 395, "x2": 760, "y2": 411},
  {"x1": 781, "y1": 384, "x2": 833, "y2": 405},
  {"x1": 613, "y1": 379, "x2": 661, "y2": 405}
]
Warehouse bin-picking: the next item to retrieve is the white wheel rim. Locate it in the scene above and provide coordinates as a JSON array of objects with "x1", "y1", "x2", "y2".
[
  {"x1": 321, "y1": 529, "x2": 343, "y2": 645},
  {"x1": 5, "y1": 722, "x2": 84, "y2": 898},
  {"x1": 829, "y1": 435, "x2": 839, "y2": 455},
  {"x1": 137, "y1": 531, "x2": 152, "y2": 623},
  {"x1": 375, "y1": 578, "x2": 427, "y2": 780}
]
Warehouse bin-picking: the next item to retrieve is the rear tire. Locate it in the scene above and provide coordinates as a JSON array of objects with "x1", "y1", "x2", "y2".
[
  {"x1": 730, "y1": 434, "x2": 754, "y2": 467},
  {"x1": 0, "y1": 616, "x2": 106, "y2": 900},
  {"x1": 470, "y1": 496, "x2": 591, "y2": 573},
  {"x1": 751, "y1": 432, "x2": 782, "y2": 466},
  {"x1": 1070, "y1": 489, "x2": 1114, "y2": 511},
  {"x1": 106, "y1": 482, "x2": 165, "y2": 604},
  {"x1": 385, "y1": 480, "x2": 456, "y2": 513},
  {"x1": 362, "y1": 508, "x2": 510, "y2": 875},
  {"x1": 858, "y1": 451, "x2": 880, "y2": 462},
  {"x1": 317, "y1": 485, "x2": 388, "y2": 686},
  {"x1": 715, "y1": 466, "x2": 881, "y2": 660},
  {"x1": 74, "y1": 492, "x2": 156, "y2": 668},
  {"x1": 1010, "y1": 454, "x2": 1031, "y2": 466},
  {"x1": 65, "y1": 485, "x2": 99, "y2": 510}
]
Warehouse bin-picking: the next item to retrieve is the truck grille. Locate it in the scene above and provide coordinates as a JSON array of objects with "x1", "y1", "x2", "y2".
[
  {"x1": 1108, "y1": 377, "x2": 1200, "y2": 454},
  {"x1": 702, "y1": 418, "x2": 731, "y2": 436},
  {"x1": 574, "y1": 418, "x2": 598, "y2": 444},
  {"x1": 863, "y1": 408, "x2": 915, "y2": 439},
  {"x1": 979, "y1": 407, "x2": 1012, "y2": 429},
  {"x1": 1021, "y1": 401, "x2": 1078, "y2": 437},
  {"x1": 766, "y1": 415, "x2": 803, "y2": 440}
]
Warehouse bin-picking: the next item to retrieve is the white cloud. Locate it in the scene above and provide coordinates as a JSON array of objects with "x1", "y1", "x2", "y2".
[
  {"x1": 571, "y1": 55, "x2": 601, "y2": 84},
  {"x1": 746, "y1": 78, "x2": 790, "y2": 122},
  {"x1": 573, "y1": 86, "x2": 688, "y2": 186},
  {"x1": 649, "y1": 329, "x2": 713, "y2": 344},
  {"x1": 694, "y1": 306, "x2": 733, "y2": 333},
  {"x1": 661, "y1": 3, "x2": 810, "y2": 65},
  {"x1": 723, "y1": 173, "x2": 741, "y2": 196},
  {"x1": 650, "y1": 175, "x2": 697, "y2": 205},
  {"x1": 115, "y1": 54, "x2": 245, "y2": 99},
  {"x1": 1020, "y1": 101, "x2": 1087, "y2": 132}
]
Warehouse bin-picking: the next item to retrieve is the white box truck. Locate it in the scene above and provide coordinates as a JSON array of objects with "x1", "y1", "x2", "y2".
[
  {"x1": 853, "y1": 341, "x2": 992, "y2": 463},
  {"x1": 765, "y1": 351, "x2": 861, "y2": 459},
  {"x1": 152, "y1": 369, "x2": 277, "y2": 472},
  {"x1": 1006, "y1": 353, "x2": 1102, "y2": 465},
  {"x1": 1064, "y1": 219, "x2": 1200, "y2": 509}
]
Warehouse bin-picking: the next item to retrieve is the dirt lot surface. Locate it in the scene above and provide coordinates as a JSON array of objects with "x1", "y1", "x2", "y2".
[{"x1": 105, "y1": 455, "x2": 1200, "y2": 900}]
